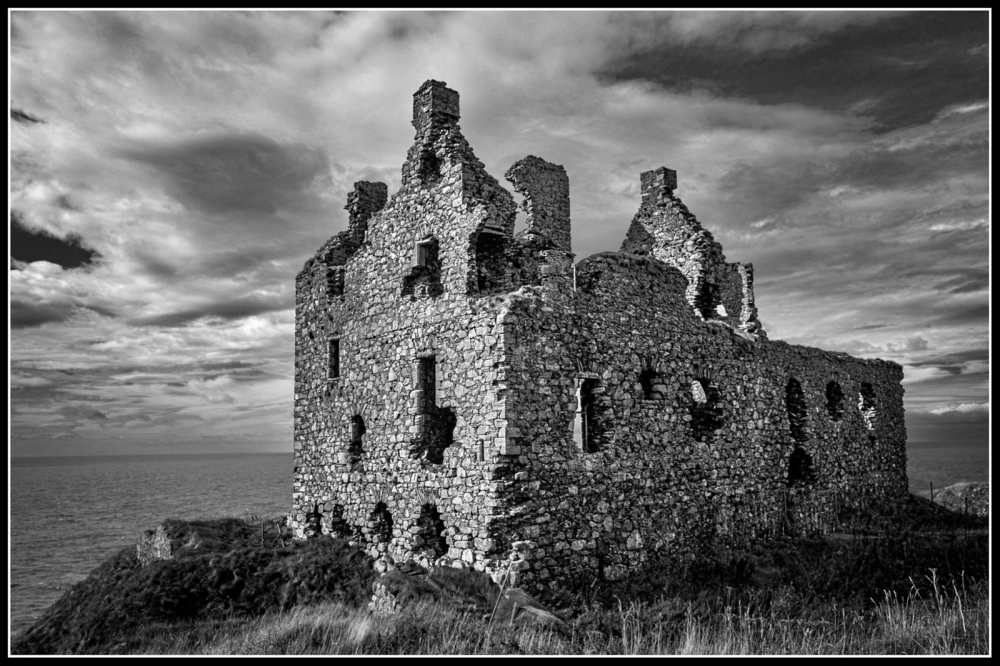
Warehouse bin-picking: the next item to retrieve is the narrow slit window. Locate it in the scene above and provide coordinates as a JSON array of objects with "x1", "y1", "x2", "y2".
[
  {"x1": 417, "y1": 356, "x2": 436, "y2": 413},
  {"x1": 329, "y1": 339, "x2": 340, "y2": 379},
  {"x1": 785, "y1": 378, "x2": 808, "y2": 442},
  {"x1": 349, "y1": 414, "x2": 365, "y2": 470},
  {"x1": 327, "y1": 266, "x2": 345, "y2": 298},
  {"x1": 573, "y1": 378, "x2": 601, "y2": 453},
  {"x1": 826, "y1": 381, "x2": 845, "y2": 420},
  {"x1": 859, "y1": 383, "x2": 877, "y2": 431}
]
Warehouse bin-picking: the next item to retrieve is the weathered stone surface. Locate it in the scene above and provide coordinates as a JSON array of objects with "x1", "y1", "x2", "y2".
[
  {"x1": 136, "y1": 524, "x2": 173, "y2": 566},
  {"x1": 291, "y1": 80, "x2": 908, "y2": 593}
]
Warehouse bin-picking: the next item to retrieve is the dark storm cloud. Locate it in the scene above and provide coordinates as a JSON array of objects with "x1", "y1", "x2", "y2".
[
  {"x1": 602, "y1": 11, "x2": 987, "y2": 133},
  {"x1": 116, "y1": 130, "x2": 330, "y2": 221},
  {"x1": 714, "y1": 117, "x2": 986, "y2": 234},
  {"x1": 128, "y1": 293, "x2": 290, "y2": 327},
  {"x1": 11, "y1": 108, "x2": 44, "y2": 124},
  {"x1": 908, "y1": 348, "x2": 989, "y2": 369},
  {"x1": 11, "y1": 211, "x2": 101, "y2": 269},
  {"x1": 10, "y1": 300, "x2": 74, "y2": 329},
  {"x1": 931, "y1": 269, "x2": 989, "y2": 294},
  {"x1": 928, "y1": 304, "x2": 990, "y2": 328}
]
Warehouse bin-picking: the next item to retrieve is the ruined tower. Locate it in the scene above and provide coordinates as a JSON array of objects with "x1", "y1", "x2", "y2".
[{"x1": 291, "y1": 81, "x2": 908, "y2": 590}]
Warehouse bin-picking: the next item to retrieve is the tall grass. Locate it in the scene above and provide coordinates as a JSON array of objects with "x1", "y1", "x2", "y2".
[{"x1": 132, "y1": 578, "x2": 988, "y2": 655}]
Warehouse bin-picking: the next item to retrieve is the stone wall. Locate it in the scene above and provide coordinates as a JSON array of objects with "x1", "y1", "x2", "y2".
[
  {"x1": 494, "y1": 253, "x2": 906, "y2": 588},
  {"x1": 291, "y1": 80, "x2": 908, "y2": 592}
]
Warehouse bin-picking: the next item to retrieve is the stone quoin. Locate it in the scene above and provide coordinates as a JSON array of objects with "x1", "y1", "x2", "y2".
[{"x1": 290, "y1": 80, "x2": 908, "y2": 590}]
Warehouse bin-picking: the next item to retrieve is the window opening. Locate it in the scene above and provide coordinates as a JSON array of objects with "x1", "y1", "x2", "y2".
[
  {"x1": 474, "y1": 231, "x2": 508, "y2": 295},
  {"x1": 787, "y1": 446, "x2": 817, "y2": 487},
  {"x1": 859, "y1": 383, "x2": 877, "y2": 431},
  {"x1": 370, "y1": 502, "x2": 393, "y2": 544},
  {"x1": 826, "y1": 381, "x2": 845, "y2": 420},
  {"x1": 409, "y1": 356, "x2": 456, "y2": 464},
  {"x1": 690, "y1": 378, "x2": 724, "y2": 442},
  {"x1": 349, "y1": 414, "x2": 365, "y2": 471},
  {"x1": 639, "y1": 368, "x2": 665, "y2": 400},
  {"x1": 327, "y1": 266, "x2": 345, "y2": 298},
  {"x1": 417, "y1": 356, "x2": 436, "y2": 412},
  {"x1": 785, "y1": 378, "x2": 808, "y2": 442},
  {"x1": 573, "y1": 378, "x2": 601, "y2": 453},
  {"x1": 328, "y1": 503, "x2": 353, "y2": 539},
  {"x1": 418, "y1": 149, "x2": 442, "y2": 186},
  {"x1": 415, "y1": 503, "x2": 448, "y2": 559},
  {"x1": 329, "y1": 339, "x2": 340, "y2": 379},
  {"x1": 696, "y1": 280, "x2": 721, "y2": 319},
  {"x1": 402, "y1": 237, "x2": 443, "y2": 298},
  {"x1": 306, "y1": 503, "x2": 323, "y2": 539}
]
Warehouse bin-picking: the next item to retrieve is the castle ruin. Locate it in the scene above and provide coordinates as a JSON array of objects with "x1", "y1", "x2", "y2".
[{"x1": 291, "y1": 80, "x2": 908, "y2": 590}]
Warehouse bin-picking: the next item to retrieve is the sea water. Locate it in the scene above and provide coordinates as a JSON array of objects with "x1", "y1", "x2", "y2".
[
  {"x1": 8, "y1": 446, "x2": 989, "y2": 640},
  {"x1": 10, "y1": 453, "x2": 291, "y2": 640}
]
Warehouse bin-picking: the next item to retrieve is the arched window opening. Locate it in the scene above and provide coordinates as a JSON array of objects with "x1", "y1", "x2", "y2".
[
  {"x1": 572, "y1": 378, "x2": 602, "y2": 453},
  {"x1": 402, "y1": 237, "x2": 443, "y2": 298},
  {"x1": 415, "y1": 503, "x2": 448, "y2": 559},
  {"x1": 826, "y1": 381, "x2": 845, "y2": 420},
  {"x1": 690, "y1": 378, "x2": 724, "y2": 442},
  {"x1": 306, "y1": 503, "x2": 324, "y2": 539},
  {"x1": 370, "y1": 502, "x2": 394, "y2": 544},
  {"x1": 349, "y1": 415, "x2": 365, "y2": 471},
  {"x1": 785, "y1": 378, "x2": 808, "y2": 442},
  {"x1": 328, "y1": 503, "x2": 353, "y2": 539},
  {"x1": 859, "y1": 383, "x2": 877, "y2": 431},
  {"x1": 474, "y1": 231, "x2": 508, "y2": 295},
  {"x1": 787, "y1": 447, "x2": 817, "y2": 487},
  {"x1": 639, "y1": 368, "x2": 665, "y2": 400}
]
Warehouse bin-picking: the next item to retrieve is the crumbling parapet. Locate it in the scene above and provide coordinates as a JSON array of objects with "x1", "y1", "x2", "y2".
[
  {"x1": 505, "y1": 156, "x2": 572, "y2": 253},
  {"x1": 402, "y1": 80, "x2": 462, "y2": 189},
  {"x1": 620, "y1": 167, "x2": 766, "y2": 338},
  {"x1": 300, "y1": 180, "x2": 387, "y2": 277},
  {"x1": 640, "y1": 166, "x2": 677, "y2": 204},
  {"x1": 345, "y1": 181, "x2": 388, "y2": 246}
]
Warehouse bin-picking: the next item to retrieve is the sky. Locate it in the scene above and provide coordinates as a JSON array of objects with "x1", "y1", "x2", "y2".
[{"x1": 9, "y1": 10, "x2": 990, "y2": 456}]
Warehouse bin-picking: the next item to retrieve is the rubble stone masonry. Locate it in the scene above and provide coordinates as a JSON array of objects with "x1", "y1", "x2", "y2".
[{"x1": 291, "y1": 80, "x2": 908, "y2": 592}]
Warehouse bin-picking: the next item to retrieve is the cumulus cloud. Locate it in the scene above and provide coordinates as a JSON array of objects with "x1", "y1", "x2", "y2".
[{"x1": 928, "y1": 402, "x2": 989, "y2": 417}]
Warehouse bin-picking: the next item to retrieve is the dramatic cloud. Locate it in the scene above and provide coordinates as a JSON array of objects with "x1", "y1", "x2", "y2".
[
  {"x1": 11, "y1": 211, "x2": 100, "y2": 269},
  {"x1": 9, "y1": 10, "x2": 988, "y2": 454}
]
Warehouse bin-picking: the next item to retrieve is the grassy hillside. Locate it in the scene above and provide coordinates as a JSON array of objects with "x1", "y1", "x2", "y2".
[{"x1": 12, "y1": 493, "x2": 989, "y2": 655}]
